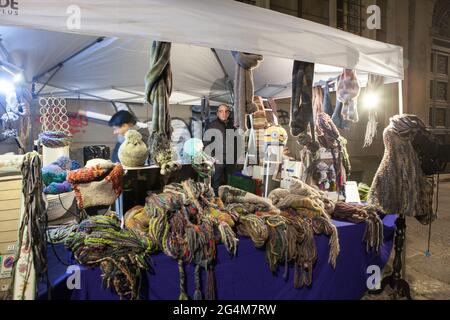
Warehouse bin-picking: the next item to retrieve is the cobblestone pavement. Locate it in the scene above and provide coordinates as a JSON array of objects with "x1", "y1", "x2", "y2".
[{"x1": 363, "y1": 179, "x2": 450, "y2": 300}]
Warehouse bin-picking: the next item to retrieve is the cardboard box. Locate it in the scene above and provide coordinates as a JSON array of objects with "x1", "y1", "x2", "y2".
[{"x1": 281, "y1": 160, "x2": 303, "y2": 179}]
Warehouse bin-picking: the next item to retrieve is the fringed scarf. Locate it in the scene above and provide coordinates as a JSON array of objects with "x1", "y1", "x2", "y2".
[
  {"x1": 231, "y1": 51, "x2": 263, "y2": 132},
  {"x1": 65, "y1": 215, "x2": 156, "y2": 300},
  {"x1": 368, "y1": 114, "x2": 435, "y2": 225},
  {"x1": 332, "y1": 202, "x2": 384, "y2": 253}
]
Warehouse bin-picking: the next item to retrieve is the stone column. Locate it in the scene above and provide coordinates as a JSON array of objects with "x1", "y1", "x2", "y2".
[{"x1": 407, "y1": 0, "x2": 435, "y2": 122}]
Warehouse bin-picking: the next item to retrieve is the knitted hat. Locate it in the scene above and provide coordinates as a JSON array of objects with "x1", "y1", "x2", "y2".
[{"x1": 118, "y1": 130, "x2": 149, "y2": 167}]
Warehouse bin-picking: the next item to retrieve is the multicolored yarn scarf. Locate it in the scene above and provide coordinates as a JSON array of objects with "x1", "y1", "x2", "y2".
[
  {"x1": 332, "y1": 202, "x2": 384, "y2": 253},
  {"x1": 65, "y1": 215, "x2": 156, "y2": 299},
  {"x1": 140, "y1": 180, "x2": 238, "y2": 300}
]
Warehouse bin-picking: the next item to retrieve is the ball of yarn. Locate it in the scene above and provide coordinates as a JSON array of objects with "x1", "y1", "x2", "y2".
[
  {"x1": 44, "y1": 180, "x2": 73, "y2": 194},
  {"x1": 118, "y1": 130, "x2": 149, "y2": 167},
  {"x1": 42, "y1": 164, "x2": 66, "y2": 186},
  {"x1": 52, "y1": 156, "x2": 81, "y2": 171}
]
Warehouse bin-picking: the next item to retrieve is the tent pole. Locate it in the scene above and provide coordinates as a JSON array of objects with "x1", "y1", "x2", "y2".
[
  {"x1": 398, "y1": 80, "x2": 404, "y2": 115},
  {"x1": 32, "y1": 37, "x2": 106, "y2": 90},
  {"x1": 211, "y1": 48, "x2": 234, "y2": 103}
]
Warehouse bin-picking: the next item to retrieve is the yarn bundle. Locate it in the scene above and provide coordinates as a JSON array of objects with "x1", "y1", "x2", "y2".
[
  {"x1": 129, "y1": 179, "x2": 239, "y2": 300},
  {"x1": 42, "y1": 156, "x2": 80, "y2": 195},
  {"x1": 219, "y1": 180, "x2": 339, "y2": 288},
  {"x1": 65, "y1": 215, "x2": 156, "y2": 299},
  {"x1": 39, "y1": 131, "x2": 72, "y2": 148}
]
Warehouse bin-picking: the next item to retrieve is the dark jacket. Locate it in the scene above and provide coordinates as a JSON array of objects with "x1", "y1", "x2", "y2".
[{"x1": 204, "y1": 118, "x2": 237, "y2": 162}]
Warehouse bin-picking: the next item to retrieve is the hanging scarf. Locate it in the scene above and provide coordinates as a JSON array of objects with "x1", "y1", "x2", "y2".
[
  {"x1": 323, "y1": 81, "x2": 334, "y2": 117},
  {"x1": 290, "y1": 61, "x2": 319, "y2": 152},
  {"x1": 368, "y1": 114, "x2": 435, "y2": 225},
  {"x1": 336, "y1": 69, "x2": 360, "y2": 123},
  {"x1": 8, "y1": 152, "x2": 48, "y2": 300},
  {"x1": 316, "y1": 113, "x2": 351, "y2": 191},
  {"x1": 145, "y1": 41, "x2": 180, "y2": 175},
  {"x1": 231, "y1": 51, "x2": 263, "y2": 132}
]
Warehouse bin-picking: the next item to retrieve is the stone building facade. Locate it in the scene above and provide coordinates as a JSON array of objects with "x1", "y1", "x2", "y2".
[{"x1": 237, "y1": 0, "x2": 450, "y2": 180}]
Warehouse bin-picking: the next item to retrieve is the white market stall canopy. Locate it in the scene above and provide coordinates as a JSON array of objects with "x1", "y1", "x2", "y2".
[{"x1": 0, "y1": 0, "x2": 404, "y2": 104}]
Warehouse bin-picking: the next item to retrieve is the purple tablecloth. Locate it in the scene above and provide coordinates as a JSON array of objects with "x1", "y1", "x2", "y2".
[{"x1": 40, "y1": 215, "x2": 396, "y2": 300}]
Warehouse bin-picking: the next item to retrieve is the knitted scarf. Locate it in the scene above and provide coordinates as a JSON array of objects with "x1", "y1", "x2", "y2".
[
  {"x1": 290, "y1": 61, "x2": 319, "y2": 152},
  {"x1": 336, "y1": 69, "x2": 360, "y2": 123},
  {"x1": 323, "y1": 81, "x2": 334, "y2": 117},
  {"x1": 332, "y1": 202, "x2": 384, "y2": 253},
  {"x1": 316, "y1": 112, "x2": 351, "y2": 191},
  {"x1": 231, "y1": 51, "x2": 263, "y2": 132},
  {"x1": 368, "y1": 114, "x2": 435, "y2": 225},
  {"x1": 65, "y1": 215, "x2": 156, "y2": 299},
  {"x1": 145, "y1": 41, "x2": 180, "y2": 175}
]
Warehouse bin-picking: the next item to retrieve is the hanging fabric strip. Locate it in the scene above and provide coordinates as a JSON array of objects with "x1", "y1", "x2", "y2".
[
  {"x1": 231, "y1": 51, "x2": 263, "y2": 132},
  {"x1": 363, "y1": 74, "x2": 384, "y2": 147}
]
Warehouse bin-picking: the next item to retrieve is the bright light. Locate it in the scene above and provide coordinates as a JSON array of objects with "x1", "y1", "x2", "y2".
[
  {"x1": 363, "y1": 92, "x2": 379, "y2": 110},
  {"x1": 13, "y1": 73, "x2": 23, "y2": 84},
  {"x1": 0, "y1": 79, "x2": 15, "y2": 95}
]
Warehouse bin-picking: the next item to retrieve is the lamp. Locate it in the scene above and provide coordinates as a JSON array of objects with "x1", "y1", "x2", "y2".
[{"x1": 363, "y1": 92, "x2": 379, "y2": 110}]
